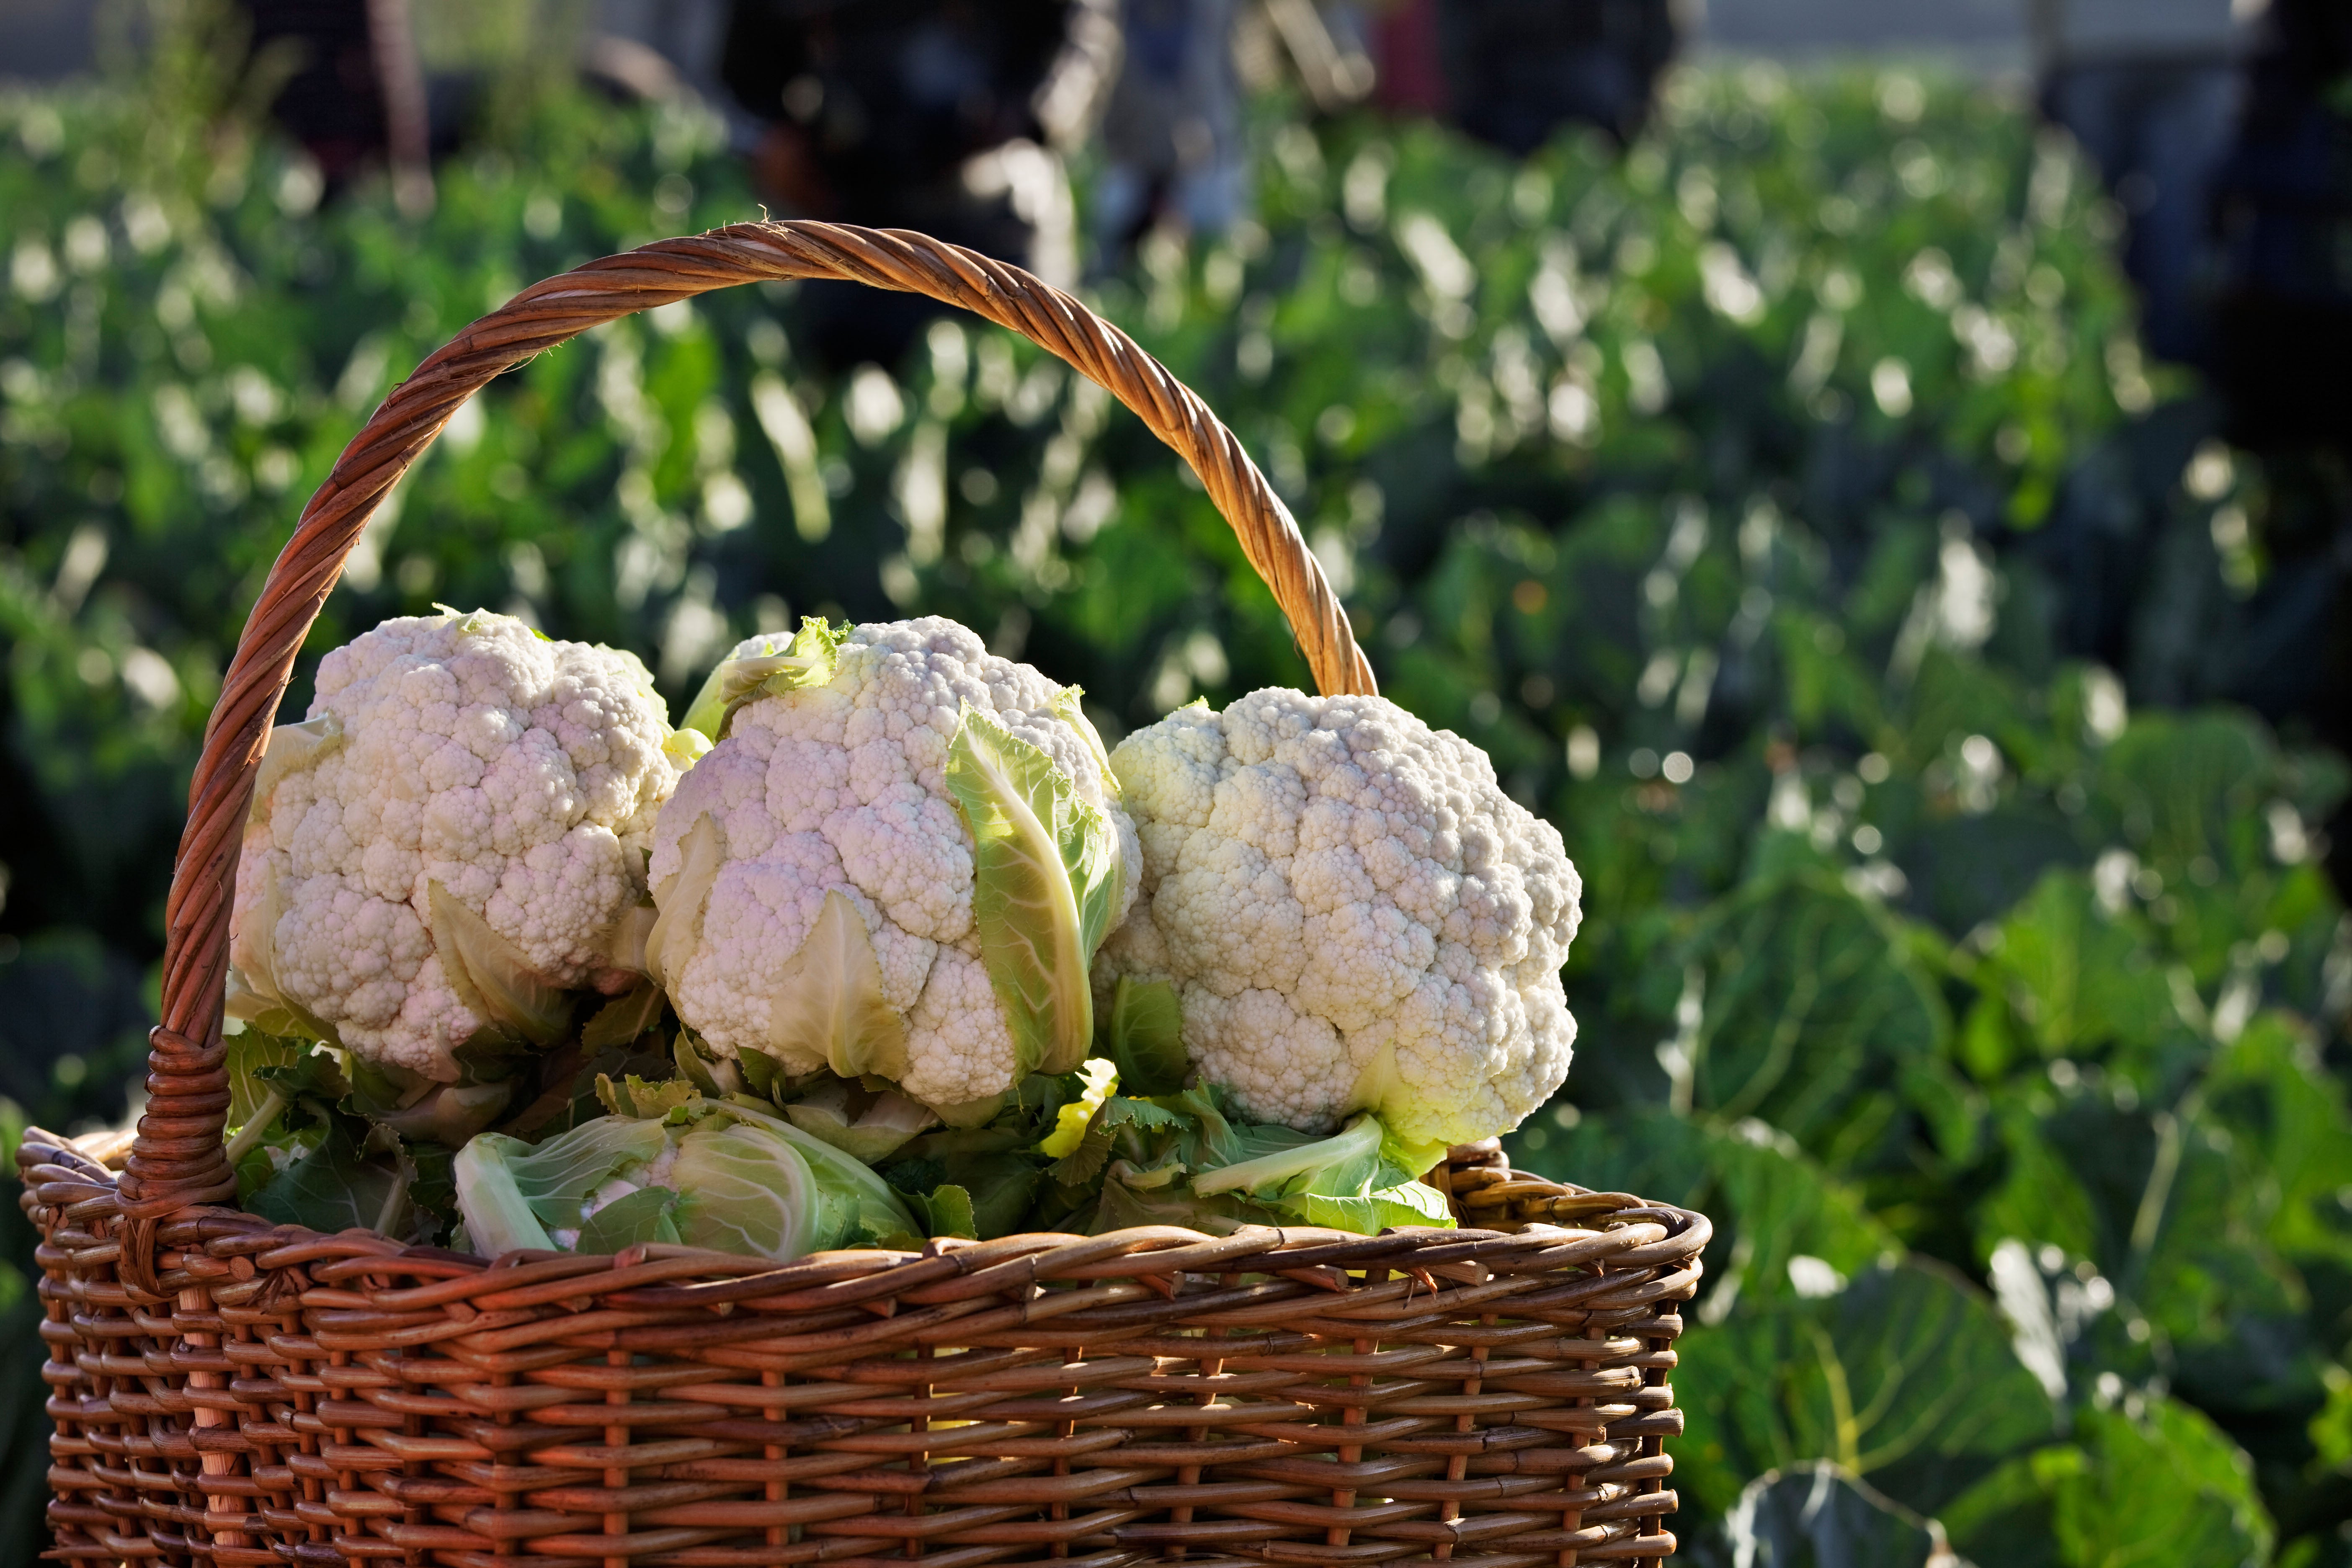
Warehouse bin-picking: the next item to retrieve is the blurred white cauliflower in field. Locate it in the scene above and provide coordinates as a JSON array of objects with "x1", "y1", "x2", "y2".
[
  {"x1": 229, "y1": 609, "x2": 684, "y2": 1083},
  {"x1": 647, "y1": 617, "x2": 1138, "y2": 1120},
  {"x1": 1097, "y1": 689, "x2": 1581, "y2": 1150}
]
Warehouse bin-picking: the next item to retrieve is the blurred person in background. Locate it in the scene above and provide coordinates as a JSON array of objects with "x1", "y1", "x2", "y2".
[
  {"x1": 239, "y1": 0, "x2": 435, "y2": 211},
  {"x1": 2208, "y1": 0, "x2": 2352, "y2": 828},
  {"x1": 239, "y1": 0, "x2": 692, "y2": 216},
  {"x1": 1369, "y1": 0, "x2": 1676, "y2": 152},
  {"x1": 589, "y1": 0, "x2": 736, "y2": 106},
  {"x1": 1093, "y1": 0, "x2": 1246, "y2": 255},
  {"x1": 227, "y1": 0, "x2": 1119, "y2": 366},
  {"x1": 1092, "y1": 0, "x2": 1374, "y2": 261},
  {"x1": 2021, "y1": 0, "x2": 2349, "y2": 887},
  {"x1": 2029, "y1": 0, "x2": 2254, "y2": 368},
  {"x1": 2211, "y1": 0, "x2": 2352, "y2": 452},
  {"x1": 241, "y1": 0, "x2": 392, "y2": 186},
  {"x1": 719, "y1": 0, "x2": 1115, "y2": 369}
]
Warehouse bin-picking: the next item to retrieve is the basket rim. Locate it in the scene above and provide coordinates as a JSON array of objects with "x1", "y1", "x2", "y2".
[{"x1": 20, "y1": 1121, "x2": 1713, "y2": 1307}]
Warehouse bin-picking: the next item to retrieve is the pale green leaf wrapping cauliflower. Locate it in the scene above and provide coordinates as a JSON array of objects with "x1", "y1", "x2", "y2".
[
  {"x1": 228, "y1": 611, "x2": 685, "y2": 1081},
  {"x1": 1095, "y1": 689, "x2": 1581, "y2": 1150},
  {"x1": 647, "y1": 618, "x2": 1140, "y2": 1116}
]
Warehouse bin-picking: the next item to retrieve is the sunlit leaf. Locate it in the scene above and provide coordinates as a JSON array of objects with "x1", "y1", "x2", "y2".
[
  {"x1": 1725, "y1": 1463, "x2": 1955, "y2": 1568},
  {"x1": 248, "y1": 1119, "x2": 400, "y2": 1236},
  {"x1": 1100, "y1": 976, "x2": 1187, "y2": 1096},
  {"x1": 428, "y1": 880, "x2": 575, "y2": 1047},
  {"x1": 1675, "y1": 1258, "x2": 2058, "y2": 1523},
  {"x1": 1663, "y1": 872, "x2": 1949, "y2": 1170},
  {"x1": 945, "y1": 705, "x2": 1124, "y2": 1078},
  {"x1": 767, "y1": 889, "x2": 910, "y2": 1081},
  {"x1": 2046, "y1": 1401, "x2": 2274, "y2": 1568}
]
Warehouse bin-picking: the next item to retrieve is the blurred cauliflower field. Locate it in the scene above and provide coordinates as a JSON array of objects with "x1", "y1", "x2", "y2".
[{"x1": 1, "y1": 39, "x2": 2347, "y2": 1568}]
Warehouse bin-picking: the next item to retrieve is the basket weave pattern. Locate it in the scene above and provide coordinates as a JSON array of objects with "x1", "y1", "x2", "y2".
[
  {"x1": 22, "y1": 1135, "x2": 1702, "y2": 1566},
  {"x1": 17, "y1": 224, "x2": 1709, "y2": 1566}
]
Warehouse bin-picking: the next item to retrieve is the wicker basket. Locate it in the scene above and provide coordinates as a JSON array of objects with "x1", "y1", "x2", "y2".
[{"x1": 15, "y1": 223, "x2": 1711, "y2": 1568}]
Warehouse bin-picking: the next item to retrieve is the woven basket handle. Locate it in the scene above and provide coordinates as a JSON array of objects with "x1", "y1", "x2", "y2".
[{"x1": 116, "y1": 222, "x2": 1374, "y2": 1234}]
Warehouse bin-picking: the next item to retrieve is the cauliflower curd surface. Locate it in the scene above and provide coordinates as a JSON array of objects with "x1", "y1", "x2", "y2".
[
  {"x1": 1098, "y1": 689, "x2": 1582, "y2": 1148},
  {"x1": 230, "y1": 611, "x2": 682, "y2": 1080},
  {"x1": 648, "y1": 618, "x2": 1140, "y2": 1111}
]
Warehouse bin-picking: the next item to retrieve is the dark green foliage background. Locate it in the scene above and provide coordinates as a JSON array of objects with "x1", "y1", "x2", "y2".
[{"x1": 1, "y1": 31, "x2": 2346, "y2": 1567}]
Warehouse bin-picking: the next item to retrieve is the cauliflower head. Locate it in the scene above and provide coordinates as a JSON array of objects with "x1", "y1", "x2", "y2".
[
  {"x1": 230, "y1": 610, "x2": 684, "y2": 1081},
  {"x1": 647, "y1": 617, "x2": 1140, "y2": 1117},
  {"x1": 1097, "y1": 689, "x2": 1581, "y2": 1149}
]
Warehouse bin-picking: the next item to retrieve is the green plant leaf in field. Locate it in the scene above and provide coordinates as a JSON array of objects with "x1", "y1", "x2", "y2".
[
  {"x1": 2084, "y1": 713, "x2": 2345, "y2": 985},
  {"x1": 1662, "y1": 872, "x2": 1949, "y2": 1171},
  {"x1": 1938, "y1": 1393, "x2": 2282, "y2": 1568},
  {"x1": 2306, "y1": 1364, "x2": 2352, "y2": 1475},
  {"x1": 2043, "y1": 1400, "x2": 2275, "y2": 1568},
  {"x1": 1981, "y1": 869, "x2": 2178, "y2": 1063},
  {"x1": 1509, "y1": 1106, "x2": 1894, "y2": 1320},
  {"x1": 2206, "y1": 1011, "x2": 2352, "y2": 1264},
  {"x1": 1973, "y1": 1101, "x2": 2103, "y2": 1270},
  {"x1": 1774, "y1": 609, "x2": 1888, "y2": 740},
  {"x1": 1901, "y1": 804, "x2": 2086, "y2": 942},
  {"x1": 1674, "y1": 1257, "x2": 2059, "y2": 1524},
  {"x1": 1723, "y1": 1462, "x2": 1956, "y2": 1568},
  {"x1": 1934, "y1": 1448, "x2": 2063, "y2": 1568},
  {"x1": 1975, "y1": 1072, "x2": 2311, "y2": 1397},
  {"x1": 2094, "y1": 713, "x2": 2275, "y2": 880}
]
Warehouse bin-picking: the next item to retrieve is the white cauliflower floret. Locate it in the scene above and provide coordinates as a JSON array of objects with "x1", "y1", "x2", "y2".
[
  {"x1": 230, "y1": 610, "x2": 683, "y2": 1081},
  {"x1": 1098, "y1": 689, "x2": 1581, "y2": 1148},
  {"x1": 650, "y1": 617, "x2": 1139, "y2": 1113}
]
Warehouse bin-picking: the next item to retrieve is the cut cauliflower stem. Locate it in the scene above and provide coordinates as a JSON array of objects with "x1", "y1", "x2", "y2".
[
  {"x1": 1097, "y1": 689, "x2": 1582, "y2": 1150},
  {"x1": 229, "y1": 610, "x2": 686, "y2": 1083},
  {"x1": 647, "y1": 618, "x2": 1139, "y2": 1119}
]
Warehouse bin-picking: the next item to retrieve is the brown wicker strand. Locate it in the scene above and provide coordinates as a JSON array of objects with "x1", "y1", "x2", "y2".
[
  {"x1": 20, "y1": 1124, "x2": 1707, "y2": 1565},
  {"x1": 126, "y1": 220, "x2": 1374, "y2": 1227}
]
